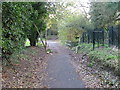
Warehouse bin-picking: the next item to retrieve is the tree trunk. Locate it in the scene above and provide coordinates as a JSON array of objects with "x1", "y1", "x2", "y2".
[
  {"x1": 34, "y1": 24, "x2": 47, "y2": 52},
  {"x1": 29, "y1": 39, "x2": 36, "y2": 46}
]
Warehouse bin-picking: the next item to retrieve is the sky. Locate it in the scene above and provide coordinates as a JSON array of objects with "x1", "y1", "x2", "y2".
[
  {"x1": 65, "y1": 0, "x2": 90, "y2": 17},
  {"x1": 48, "y1": 0, "x2": 91, "y2": 19}
]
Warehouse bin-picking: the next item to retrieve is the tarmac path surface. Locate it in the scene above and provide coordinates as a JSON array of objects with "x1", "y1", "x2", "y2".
[{"x1": 43, "y1": 40, "x2": 85, "y2": 88}]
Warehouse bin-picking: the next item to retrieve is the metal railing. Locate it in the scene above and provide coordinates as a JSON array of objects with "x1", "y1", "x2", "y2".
[{"x1": 80, "y1": 25, "x2": 119, "y2": 50}]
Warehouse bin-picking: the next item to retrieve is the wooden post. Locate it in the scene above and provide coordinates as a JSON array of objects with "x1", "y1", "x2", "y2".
[{"x1": 45, "y1": 29, "x2": 48, "y2": 50}]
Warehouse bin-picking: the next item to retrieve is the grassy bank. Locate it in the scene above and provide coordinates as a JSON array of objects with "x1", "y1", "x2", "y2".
[
  {"x1": 71, "y1": 43, "x2": 119, "y2": 88},
  {"x1": 72, "y1": 43, "x2": 119, "y2": 75}
]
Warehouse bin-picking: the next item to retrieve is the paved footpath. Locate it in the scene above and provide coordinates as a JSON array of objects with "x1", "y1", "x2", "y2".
[{"x1": 43, "y1": 41, "x2": 85, "y2": 88}]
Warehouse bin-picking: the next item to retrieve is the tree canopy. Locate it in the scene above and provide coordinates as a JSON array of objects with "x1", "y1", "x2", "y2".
[
  {"x1": 89, "y1": 2, "x2": 119, "y2": 29},
  {"x1": 2, "y1": 2, "x2": 48, "y2": 58},
  {"x1": 2, "y1": 1, "x2": 119, "y2": 59}
]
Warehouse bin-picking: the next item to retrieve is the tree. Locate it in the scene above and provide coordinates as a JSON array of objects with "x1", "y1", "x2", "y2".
[
  {"x1": 2, "y1": 2, "x2": 49, "y2": 59},
  {"x1": 2, "y1": 2, "x2": 26, "y2": 58},
  {"x1": 22, "y1": 2, "x2": 48, "y2": 46},
  {"x1": 89, "y1": 2, "x2": 119, "y2": 29},
  {"x1": 58, "y1": 14, "x2": 90, "y2": 44},
  {"x1": 48, "y1": 1, "x2": 93, "y2": 44},
  {"x1": 0, "y1": 2, "x2": 1, "y2": 48}
]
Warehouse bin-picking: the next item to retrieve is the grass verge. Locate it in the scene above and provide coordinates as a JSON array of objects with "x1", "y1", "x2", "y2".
[
  {"x1": 72, "y1": 43, "x2": 119, "y2": 75},
  {"x1": 72, "y1": 43, "x2": 119, "y2": 88}
]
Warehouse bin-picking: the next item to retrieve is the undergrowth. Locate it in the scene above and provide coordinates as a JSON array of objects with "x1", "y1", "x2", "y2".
[
  {"x1": 72, "y1": 43, "x2": 119, "y2": 75},
  {"x1": 72, "y1": 43, "x2": 119, "y2": 88},
  {"x1": 3, "y1": 41, "x2": 43, "y2": 66}
]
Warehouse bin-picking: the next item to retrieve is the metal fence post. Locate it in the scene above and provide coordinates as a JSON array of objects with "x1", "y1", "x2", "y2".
[
  {"x1": 83, "y1": 32, "x2": 84, "y2": 43},
  {"x1": 102, "y1": 30, "x2": 104, "y2": 46},
  {"x1": 93, "y1": 31, "x2": 95, "y2": 50}
]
